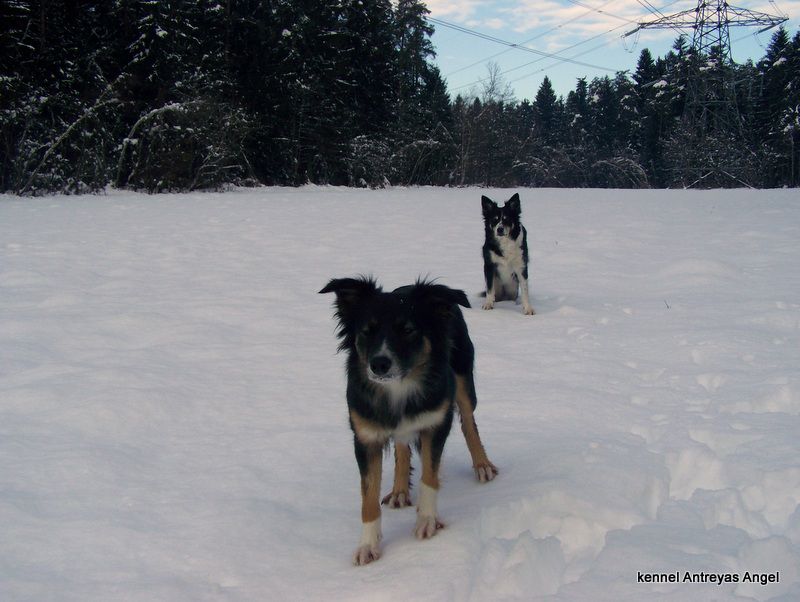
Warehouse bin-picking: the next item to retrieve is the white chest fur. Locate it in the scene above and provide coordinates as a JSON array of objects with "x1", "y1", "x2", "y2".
[
  {"x1": 353, "y1": 405, "x2": 448, "y2": 445},
  {"x1": 493, "y1": 232, "x2": 525, "y2": 268},
  {"x1": 490, "y1": 233, "x2": 525, "y2": 292}
]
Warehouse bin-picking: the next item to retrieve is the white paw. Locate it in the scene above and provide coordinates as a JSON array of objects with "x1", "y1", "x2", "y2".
[
  {"x1": 382, "y1": 490, "x2": 412, "y2": 508},
  {"x1": 475, "y1": 461, "x2": 499, "y2": 482},
  {"x1": 482, "y1": 301, "x2": 494, "y2": 310},
  {"x1": 523, "y1": 306, "x2": 536, "y2": 315},
  {"x1": 414, "y1": 514, "x2": 444, "y2": 539},
  {"x1": 353, "y1": 544, "x2": 381, "y2": 566},
  {"x1": 353, "y1": 519, "x2": 382, "y2": 566}
]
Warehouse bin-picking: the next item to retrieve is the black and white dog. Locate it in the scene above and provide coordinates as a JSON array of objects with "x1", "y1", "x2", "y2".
[
  {"x1": 320, "y1": 277, "x2": 497, "y2": 565},
  {"x1": 481, "y1": 193, "x2": 535, "y2": 315}
]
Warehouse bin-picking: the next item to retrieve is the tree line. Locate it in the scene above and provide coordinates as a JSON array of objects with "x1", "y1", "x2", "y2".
[{"x1": 1, "y1": 1, "x2": 798, "y2": 194}]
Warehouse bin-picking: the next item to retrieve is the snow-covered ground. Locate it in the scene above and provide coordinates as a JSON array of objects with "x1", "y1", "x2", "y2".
[{"x1": 1, "y1": 186, "x2": 799, "y2": 601}]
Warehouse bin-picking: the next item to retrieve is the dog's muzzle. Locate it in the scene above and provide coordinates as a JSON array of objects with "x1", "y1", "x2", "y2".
[
  {"x1": 367, "y1": 354, "x2": 403, "y2": 383},
  {"x1": 369, "y1": 355, "x2": 392, "y2": 377}
]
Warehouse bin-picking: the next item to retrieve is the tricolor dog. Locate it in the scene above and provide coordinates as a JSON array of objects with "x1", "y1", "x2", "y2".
[
  {"x1": 481, "y1": 193, "x2": 535, "y2": 315},
  {"x1": 320, "y1": 277, "x2": 497, "y2": 565}
]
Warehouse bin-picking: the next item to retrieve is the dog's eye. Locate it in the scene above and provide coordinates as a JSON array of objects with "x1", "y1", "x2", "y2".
[{"x1": 361, "y1": 321, "x2": 377, "y2": 335}]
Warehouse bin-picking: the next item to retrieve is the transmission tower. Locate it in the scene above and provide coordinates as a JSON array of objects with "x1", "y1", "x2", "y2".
[{"x1": 624, "y1": 1, "x2": 787, "y2": 185}]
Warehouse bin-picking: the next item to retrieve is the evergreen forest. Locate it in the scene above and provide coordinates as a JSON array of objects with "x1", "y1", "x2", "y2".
[{"x1": 2, "y1": 0, "x2": 799, "y2": 194}]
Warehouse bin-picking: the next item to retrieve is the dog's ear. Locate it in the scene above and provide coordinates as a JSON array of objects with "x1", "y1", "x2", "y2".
[
  {"x1": 319, "y1": 276, "x2": 381, "y2": 310},
  {"x1": 481, "y1": 195, "x2": 497, "y2": 215},
  {"x1": 319, "y1": 277, "x2": 381, "y2": 347},
  {"x1": 412, "y1": 280, "x2": 471, "y2": 318},
  {"x1": 505, "y1": 193, "x2": 521, "y2": 215}
]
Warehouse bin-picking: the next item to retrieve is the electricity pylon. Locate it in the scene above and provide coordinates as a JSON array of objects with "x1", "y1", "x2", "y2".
[{"x1": 624, "y1": 1, "x2": 787, "y2": 186}]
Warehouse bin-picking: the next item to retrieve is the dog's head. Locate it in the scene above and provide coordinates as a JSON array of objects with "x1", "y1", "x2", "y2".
[
  {"x1": 482, "y1": 193, "x2": 522, "y2": 239},
  {"x1": 320, "y1": 277, "x2": 469, "y2": 393}
]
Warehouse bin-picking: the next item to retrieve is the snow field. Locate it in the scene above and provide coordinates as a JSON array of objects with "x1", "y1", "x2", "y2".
[{"x1": 1, "y1": 186, "x2": 799, "y2": 601}]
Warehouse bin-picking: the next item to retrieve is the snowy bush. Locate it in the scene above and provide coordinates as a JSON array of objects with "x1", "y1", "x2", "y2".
[
  {"x1": 589, "y1": 157, "x2": 649, "y2": 188},
  {"x1": 514, "y1": 146, "x2": 592, "y2": 188},
  {"x1": 1, "y1": 78, "x2": 120, "y2": 195},
  {"x1": 115, "y1": 100, "x2": 252, "y2": 193},
  {"x1": 391, "y1": 133, "x2": 457, "y2": 185},
  {"x1": 346, "y1": 136, "x2": 392, "y2": 188}
]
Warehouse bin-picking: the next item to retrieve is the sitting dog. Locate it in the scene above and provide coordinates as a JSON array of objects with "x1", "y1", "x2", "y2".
[
  {"x1": 481, "y1": 193, "x2": 535, "y2": 315},
  {"x1": 320, "y1": 277, "x2": 497, "y2": 565}
]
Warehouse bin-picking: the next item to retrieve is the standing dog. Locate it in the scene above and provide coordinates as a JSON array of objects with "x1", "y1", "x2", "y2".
[
  {"x1": 481, "y1": 193, "x2": 535, "y2": 315},
  {"x1": 320, "y1": 277, "x2": 497, "y2": 565}
]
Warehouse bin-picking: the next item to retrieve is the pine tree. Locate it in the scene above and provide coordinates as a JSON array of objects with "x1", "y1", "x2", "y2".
[
  {"x1": 562, "y1": 78, "x2": 591, "y2": 185},
  {"x1": 756, "y1": 27, "x2": 793, "y2": 185},
  {"x1": 565, "y1": 78, "x2": 590, "y2": 147},
  {"x1": 533, "y1": 76, "x2": 558, "y2": 145},
  {"x1": 614, "y1": 72, "x2": 638, "y2": 154},
  {"x1": 391, "y1": 0, "x2": 457, "y2": 184},
  {"x1": 340, "y1": 0, "x2": 397, "y2": 138},
  {"x1": 284, "y1": 1, "x2": 356, "y2": 184},
  {"x1": 633, "y1": 48, "x2": 665, "y2": 184},
  {"x1": 587, "y1": 76, "x2": 617, "y2": 157},
  {"x1": 784, "y1": 31, "x2": 800, "y2": 186},
  {"x1": 224, "y1": 0, "x2": 298, "y2": 183},
  {"x1": 394, "y1": 0, "x2": 435, "y2": 139},
  {"x1": 395, "y1": 0, "x2": 434, "y2": 100},
  {"x1": 336, "y1": 0, "x2": 399, "y2": 186}
]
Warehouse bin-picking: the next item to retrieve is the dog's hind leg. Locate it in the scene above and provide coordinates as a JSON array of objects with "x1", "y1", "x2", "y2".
[
  {"x1": 353, "y1": 440, "x2": 383, "y2": 565},
  {"x1": 455, "y1": 373, "x2": 498, "y2": 482},
  {"x1": 382, "y1": 441, "x2": 413, "y2": 508}
]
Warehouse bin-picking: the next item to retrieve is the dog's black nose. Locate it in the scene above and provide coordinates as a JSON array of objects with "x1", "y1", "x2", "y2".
[
  {"x1": 369, "y1": 355, "x2": 392, "y2": 376},
  {"x1": 497, "y1": 227, "x2": 505, "y2": 236}
]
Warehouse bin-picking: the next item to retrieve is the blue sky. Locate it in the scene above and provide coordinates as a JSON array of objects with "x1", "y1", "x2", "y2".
[{"x1": 426, "y1": 0, "x2": 799, "y2": 100}]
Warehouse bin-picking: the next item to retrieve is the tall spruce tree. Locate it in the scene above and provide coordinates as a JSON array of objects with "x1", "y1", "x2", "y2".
[
  {"x1": 394, "y1": 0, "x2": 435, "y2": 138},
  {"x1": 756, "y1": 27, "x2": 793, "y2": 185},
  {"x1": 534, "y1": 76, "x2": 558, "y2": 145},
  {"x1": 784, "y1": 31, "x2": 800, "y2": 186},
  {"x1": 633, "y1": 48, "x2": 664, "y2": 184},
  {"x1": 588, "y1": 76, "x2": 618, "y2": 157}
]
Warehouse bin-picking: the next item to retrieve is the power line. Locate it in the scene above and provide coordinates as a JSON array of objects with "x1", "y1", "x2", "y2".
[
  {"x1": 509, "y1": 37, "x2": 627, "y2": 87},
  {"x1": 444, "y1": 0, "x2": 620, "y2": 77},
  {"x1": 448, "y1": 19, "x2": 633, "y2": 93},
  {"x1": 444, "y1": 0, "x2": 627, "y2": 78},
  {"x1": 563, "y1": 0, "x2": 637, "y2": 24},
  {"x1": 427, "y1": 16, "x2": 620, "y2": 73},
  {"x1": 438, "y1": 0, "x2": 688, "y2": 94},
  {"x1": 483, "y1": 26, "x2": 627, "y2": 91},
  {"x1": 636, "y1": 0, "x2": 671, "y2": 20},
  {"x1": 634, "y1": 0, "x2": 689, "y2": 37}
]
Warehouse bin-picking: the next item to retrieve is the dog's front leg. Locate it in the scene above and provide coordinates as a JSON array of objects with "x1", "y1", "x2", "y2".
[
  {"x1": 483, "y1": 263, "x2": 496, "y2": 310},
  {"x1": 353, "y1": 439, "x2": 383, "y2": 565},
  {"x1": 415, "y1": 421, "x2": 450, "y2": 539},
  {"x1": 518, "y1": 266, "x2": 535, "y2": 315}
]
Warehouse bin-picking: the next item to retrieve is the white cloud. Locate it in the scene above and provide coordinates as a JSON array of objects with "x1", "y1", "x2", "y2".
[
  {"x1": 505, "y1": 0, "x2": 694, "y2": 37},
  {"x1": 425, "y1": 0, "x2": 485, "y2": 20},
  {"x1": 484, "y1": 17, "x2": 506, "y2": 30}
]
